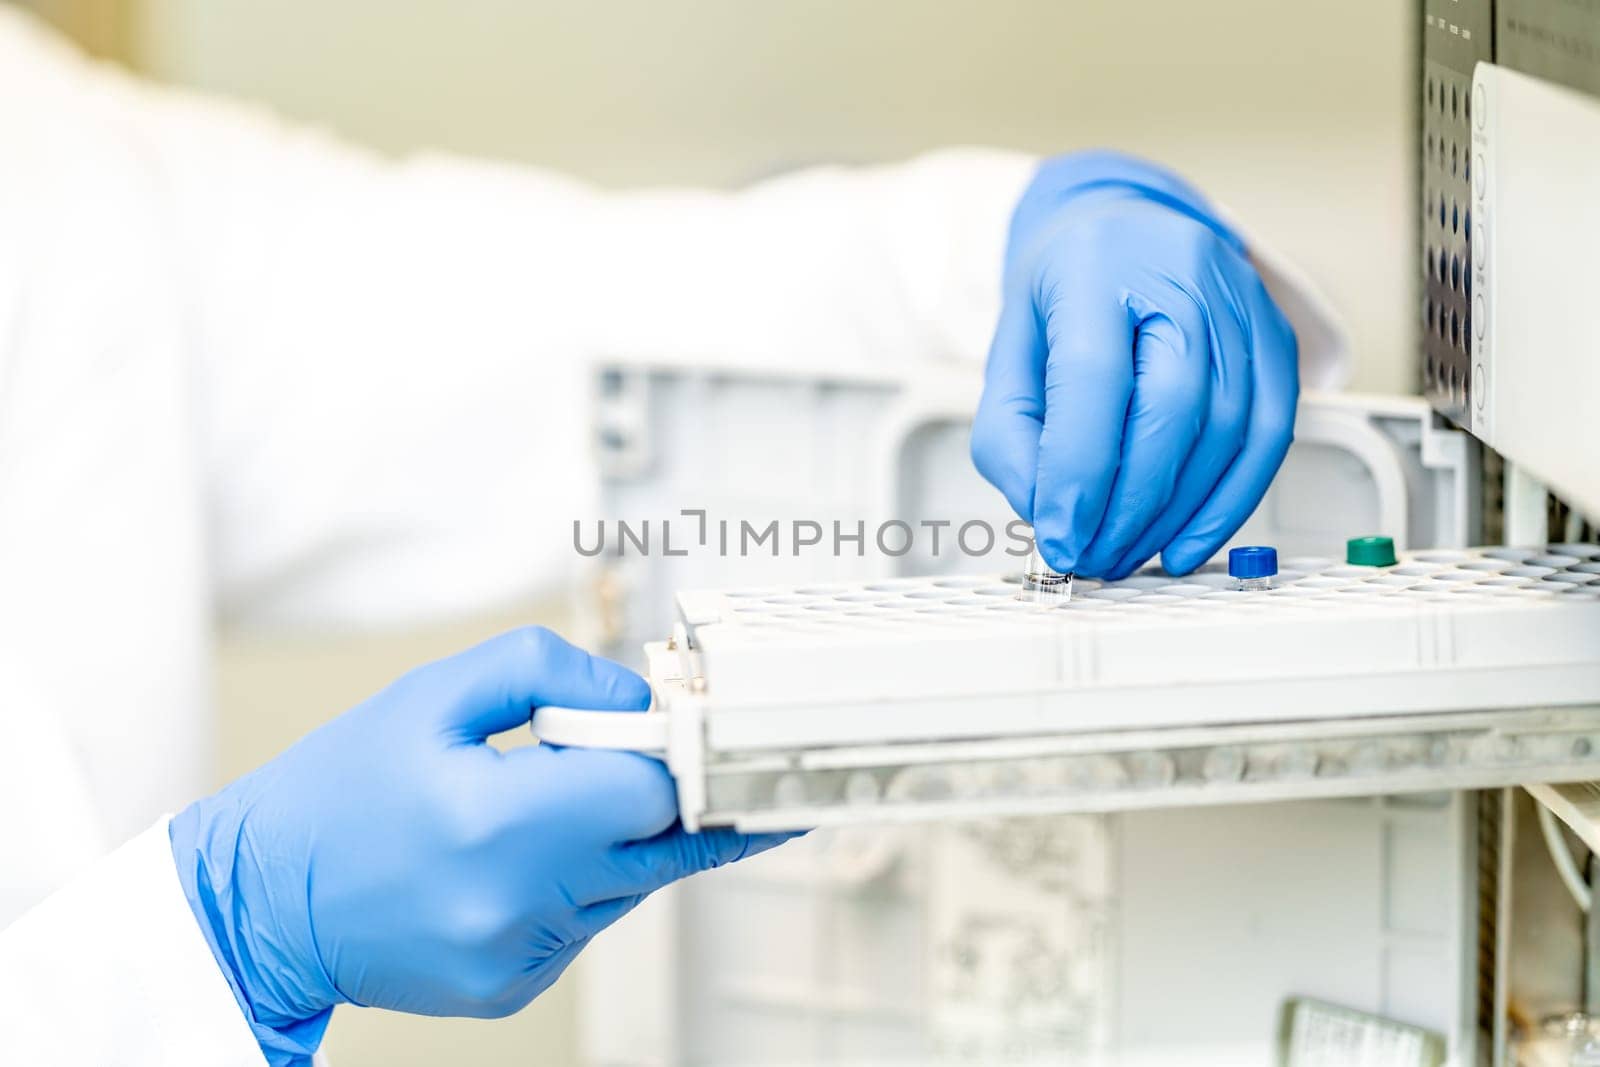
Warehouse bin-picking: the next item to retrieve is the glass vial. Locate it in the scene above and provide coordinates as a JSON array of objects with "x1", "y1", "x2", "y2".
[{"x1": 1019, "y1": 546, "x2": 1073, "y2": 605}]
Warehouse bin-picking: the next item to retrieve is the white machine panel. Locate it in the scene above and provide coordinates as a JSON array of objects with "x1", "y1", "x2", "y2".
[
  {"x1": 572, "y1": 376, "x2": 1492, "y2": 1067},
  {"x1": 1472, "y1": 63, "x2": 1600, "y2": 521}
]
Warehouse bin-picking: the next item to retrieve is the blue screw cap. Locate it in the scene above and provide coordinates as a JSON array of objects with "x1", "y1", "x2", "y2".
[{"x1": 1228, "y1": 545, "x2": 1278, "y2": 579}]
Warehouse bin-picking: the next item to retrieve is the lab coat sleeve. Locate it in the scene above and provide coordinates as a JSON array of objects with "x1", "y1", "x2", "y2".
[
  {"x1": 157, "y1": 135, "x2": 1042, "y2": 629},
  {"x1": 0, "y1": 820, "x2": 268, "y2": 1067},
  {"x1": 2, "y1": 10, "x2": 1345, "y2": 632}
]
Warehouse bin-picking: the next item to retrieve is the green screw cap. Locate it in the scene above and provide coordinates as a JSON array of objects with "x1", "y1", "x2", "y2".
[{"x1": 1347, "y1": 536, "x2": 1397, "y2": 567}]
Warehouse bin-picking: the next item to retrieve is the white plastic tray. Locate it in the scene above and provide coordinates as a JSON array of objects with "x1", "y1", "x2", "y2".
[{"x1": 537, "y1": 545, "x2": 1600, "y2": 832}]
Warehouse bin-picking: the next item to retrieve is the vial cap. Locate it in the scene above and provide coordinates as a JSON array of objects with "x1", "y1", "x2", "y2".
[
  {"x1": 1346, "y1": 536, "x2": 1398, "y2": 567},
  {"x1": 1228, "y1": 545, "x2": 1278, "y2": 579}
]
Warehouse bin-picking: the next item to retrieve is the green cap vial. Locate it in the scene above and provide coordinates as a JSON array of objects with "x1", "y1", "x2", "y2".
[{"x1": 1346, "y1": 536, "x2": 1397, "y2": 567}]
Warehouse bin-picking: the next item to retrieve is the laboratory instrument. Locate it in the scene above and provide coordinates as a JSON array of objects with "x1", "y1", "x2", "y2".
[{"x1": 566, "y1": 3, "x2": 1600, "y2": 1059}]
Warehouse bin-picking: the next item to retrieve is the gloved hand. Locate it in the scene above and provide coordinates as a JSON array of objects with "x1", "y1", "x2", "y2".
[
  {"x1": 169, "y1": 627, "x2": 782, "y2": 1066},
  {"x1": 971, "y1": 151, "x2": 1299, "y2": 579}
]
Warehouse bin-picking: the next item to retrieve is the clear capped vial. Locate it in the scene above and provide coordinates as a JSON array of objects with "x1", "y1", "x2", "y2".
[
  {"x1": 1018, "y1": 545, "x2": 1073, "y2": 605},
  {"x1": 1228, "y1": 545, "x2": 1278, "y2": 591}
]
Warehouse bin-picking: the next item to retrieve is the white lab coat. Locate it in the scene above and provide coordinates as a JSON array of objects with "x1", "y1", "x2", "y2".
[{"x1": 0, "y1": 9, "x2": 1345, "y2": 1065}]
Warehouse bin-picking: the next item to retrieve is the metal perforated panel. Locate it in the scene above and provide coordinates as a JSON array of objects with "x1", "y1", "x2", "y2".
[{"x1": 1422, "y1": 0, "x2": 1493, "y2": 428}]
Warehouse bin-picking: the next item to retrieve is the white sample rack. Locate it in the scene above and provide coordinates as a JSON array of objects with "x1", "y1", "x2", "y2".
[{"x1": 537, "y1": 545, "x2": 1600, "y2": 833}]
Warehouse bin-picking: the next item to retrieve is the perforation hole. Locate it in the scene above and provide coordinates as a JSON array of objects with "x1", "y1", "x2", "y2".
[
  {"x1": 1109, "y1": 575, "x2": 1171, "y2": 591},
  {"x1": 1550, "y1": 544, "x2": 1600, "y2": 559},
  {"x1": 1413, "y1": 548, "x2": 1466, "y2": 568},
  {"x1": 1484, "y1": 547, "x2": 1538, "y2": 562},
  {"x1": 1530, "y1": 554, "x2": 1582, "y2": 568},
  {"x1": 1156, "y1": 583, "x2": 1213, "y2": 597},
  {"x1": 1086, "y1": 588, "x2": 1142, "y2": 602}
]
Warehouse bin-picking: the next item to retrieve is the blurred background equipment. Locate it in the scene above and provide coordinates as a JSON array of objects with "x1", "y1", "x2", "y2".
[{"x1": 1418, "y1": 3, "x2": 1600, "y2": 1065}]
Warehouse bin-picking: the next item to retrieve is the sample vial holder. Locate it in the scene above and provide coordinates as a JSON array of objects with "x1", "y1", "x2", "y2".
[{"x1": 533, "y1": 545, "x2": 1600, "y2": 832}]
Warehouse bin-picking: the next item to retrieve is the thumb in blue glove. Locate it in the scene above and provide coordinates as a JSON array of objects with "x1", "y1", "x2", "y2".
[
  {"x1": 971, "y1": 151, "x2": 1299, "y2": 579},
  {"x1": 170, "y1": 627, "x2": 783, "y2": 1065}
]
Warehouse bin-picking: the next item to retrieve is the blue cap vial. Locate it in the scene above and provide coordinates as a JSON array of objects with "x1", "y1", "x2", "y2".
[{"x1": 1228, "y1": 546, "x2": 1278, "y2": 590}]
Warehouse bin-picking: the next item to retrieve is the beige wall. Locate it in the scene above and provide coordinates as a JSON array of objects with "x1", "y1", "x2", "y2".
[
  {"x1": 133, "y1": 0, "x2": 1420, "y2": 396},
  {"x1": 86, "y1": 3, "x2": 1419, "y2": 1064}
]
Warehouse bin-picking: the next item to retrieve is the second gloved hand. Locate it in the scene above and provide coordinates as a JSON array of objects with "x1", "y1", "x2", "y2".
[
  {"x1": 971, "y1": 151, "x2": 1300, "y2": 579},
  {"x1": 169, "y1": 627, "x2": 782, "y2": 1066}
]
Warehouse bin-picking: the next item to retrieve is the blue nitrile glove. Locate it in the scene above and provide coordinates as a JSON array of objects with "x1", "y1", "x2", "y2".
[
  {"x1": 169, "y1": 627, "x2": 783, "y2": 1066},
  {"x1": 971, "y1": 150, "x2": 1299, "y2": 579}
]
